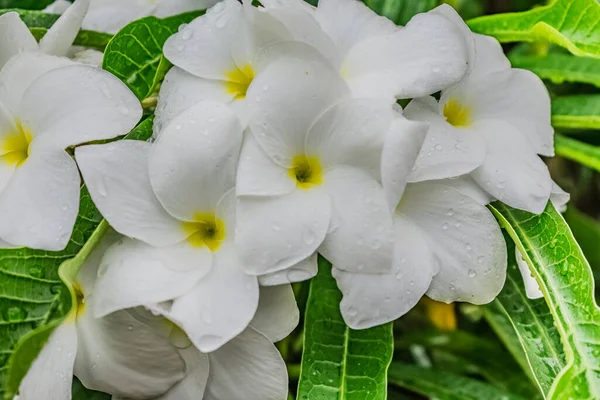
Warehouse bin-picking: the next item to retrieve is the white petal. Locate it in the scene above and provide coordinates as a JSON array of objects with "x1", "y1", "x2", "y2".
[
  {"x1": 247, "y1": 54, "x2": 349, "y2": 167},
  {"x1": 82, "y1": 0, "x2": 153, "y2": 34},
  {"x1": 399, "y1": 182, "x2": 507, "y2": 304},
  {"x1": 516, "y1": 247, "x2": 543, "y2": 299},
  {"x1": 381, "y1": 117, "x2": 429, "y2": 212},
  {"x1": 333, "y1": 215, "x2": 435, "y2": 329},
  {"x1": 155, "y1": 67, "x2": 234, "y2": 135},
  {"x1": 74, "y1": 304, "x2": 186, "y2": 398},
  {"x1": 404, "y1": 97, "x2": 487, "y2": 182},
  {"x1": 76, "y1": 227, "x2": 122, "y2": 294},
  {"x1": 0, "y1": 148, "x2": 79, "y2": 250},
  {"x1": 551, "y1": 181, "x2": 570, "y2": 212},
  {"x1": 163, "y1": 0, "x2": 242, "y2": 80},
  {"x1": 236, "y1": 133, "x2": 296, "y2": 197},
  {"x1": 92, "y1": 238, "x2": 211, "y2": 318},
  {"x1": 20, "y1": 64, "x2": 142, "y2": 150},
  {"x1": 435, "y1": 175, "x2": 494, "y2": 206},
  {"x1": 168, "y1": 242, "x2": 259, "y2": 352},
  {"x1": 470, "y1": 120, "x2": 552, "y2": 214},
  {"x1": 250, "y1": 284, "x2": 299, "y2": 342},
  {"x1": 40, "y1": 0, "x2": 90, "y2": 57},
  {"x1": 75, "y1": 141, "x2": 186, "y2": 247},
  {"x1": 430, "y1": 4, "x2": 476, "y2": 76},
  {"x1": 18, "y1": 322, "x2": 77, "y2": 400},
  {"x1": 343, "y1": 9, "x2": 469, "y2": 99},
  {"x1": 149, "y1": 101, "x2": 242, "y2": 221},
  {"x1": 258, "y1": 253, "x2": 318, "y2": 286},
  {"x1": 70, "y1": 48, "x2": 104, "y2": 67},
  {"x1": 43, "y1": 0, "x2": 72, "y2": 14},
  {"x1": 0, "y1": 12, "x2": 38, "y2": 70},
  {"x1": 468, "y1": 34, "x2": 510, "y2": 80},
  {"x1": 205, "y1": 328, "x2": 288, "y2": 400},
  {"x1": 236, "y1": 188, "x2": 331, "y2": 275},
  {"x1": 320, "y1": 166, "x2": 394, "y2": 273},
  {"x1": 156, "y1": 348, "x2": 210, "y2": 400},
  {"x1": 154, "y1": 0, "x2": 213, "y2": 17}
]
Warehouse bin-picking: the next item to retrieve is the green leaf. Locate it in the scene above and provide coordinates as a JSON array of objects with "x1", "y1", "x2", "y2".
[
  {"x1": 552, "y1": 95, "x2": 600, "y2": 130},
  {"x1": 509, "y1": 52, "x2": 600, "y2": 87},
  {"x1": 554, "y1": 134, "x2": 600, "y2": 172},
  {"x1": 467, "y1": 0, "x2": 600, "y2": 58},
  {"x1": 388, "y1": 363, "x2": 528, "y2": 400},
  {"x1": 0, "y1": 9, "x2": 112, "y2": 50},
  {"x1": 490, "y1": 202, "x2": 600, "y2": 399},
  {"x1": 0, "y1": 0, "x2": 54, "y2": 9},
  {"x1": 362, "y1": 0, "x2": 437, "y2": 25},
  {"x1": 564, "y1": 206, "x2": 600, "y2": 272},
  {"x1": 297, "y1": 257, "x2": 393, "y2": 400},
  {"x1": 72, "y1": 377, "x2": 110, "y2": 400},
  {"x1": 0, "y1": 117, "x2": 154, "y2": 400},
  {"x1": 102, "y1": 12, "x2": 204, "y2": 101},
  {"x1": 483, "y1": 233, "x2": 565, "y2": 396}
]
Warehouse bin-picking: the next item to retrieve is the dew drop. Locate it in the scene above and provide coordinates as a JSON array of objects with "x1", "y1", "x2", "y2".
[{"x1": 468, "y1": 269, "x2": 477, "y2": 278}]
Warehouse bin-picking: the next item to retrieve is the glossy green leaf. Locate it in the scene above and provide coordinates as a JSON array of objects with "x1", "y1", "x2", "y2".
[
  {"x1": 363, "y1": 0, "x2": 437, "y2": 25},
  {"x1": 490, "y1": 202, "x2": 600, "y2": 399},
  {"x1": 554, "y1": 134, "x2": 600, "y2": 172},
  {"x1": 0, "y1": 0, "x2": 54, "y2": 9},
  {"x1": 102, "y1": 12, "x2": 204, "y2": 101},
  {"x1": 552, "y1": 95, "x2": 600, "y2": 130},
  {"x1": 297, "y1": 257, "x2": 393, "y2": 400},
  {"x1": 483, "y1": 233, "x2": 565, "y2": 396},
  {"x1": 0, "y1": 9, "x2": 112, "y2": 50},
  {"x1": 510, "y1": 52, "x2": 600, "y2": 87},
  {"x1": 0, "y1": 118, "x2": 154, "y2": 400},
  {"x1": 468, "y1": 0, "x2": 600, "y2": 58},
  {"x1": 388, "y1": 363, "x2": 528, "y2": 400}
]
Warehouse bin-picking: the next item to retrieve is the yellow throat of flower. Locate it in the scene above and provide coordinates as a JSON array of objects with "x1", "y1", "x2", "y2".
[
  {"x1": 1, "y1": 121, "x2": 32, "y2": 167},
  {"x1": 443, "y1": 98, "x2": 472, "y2": 128},
  {"x1": 73, "y1": 283, "x2": 86, "y2": 317},
  {"x1": 182, "y1": 212, "x2": 226, "y2": 252},
  {"x1": 224, "y1": 64, "x2": 255, "y2": 100},
  {"x1": 288, "y1": 155, "x2": 323, "y2": 190}
]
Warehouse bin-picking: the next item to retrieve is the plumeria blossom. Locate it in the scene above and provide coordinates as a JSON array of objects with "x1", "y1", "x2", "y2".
[
  {"x1": 0, "y1": 11, "x2": 141, "y2": 251},
  {"x1": 404, "y1": 11, "x2": 554, "y2": 214},
  {"x1": 76, "y1": 101, "x2": 260, "y2": 352},
  {"x1": 235, "y1": 52, "x2": 427, "y2": 282},
  {"x1": 18, "y1": 229, "x2": 186, "y2": 400},
  {"x1": 259, "y1": 0, "x2": 471, "y2": 101}
]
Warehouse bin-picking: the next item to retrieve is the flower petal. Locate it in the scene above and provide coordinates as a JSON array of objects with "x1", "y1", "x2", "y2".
[
  {"x1": 154, "y1": 0, "x2": 213, "y2": 17},
  {"x1": 74, "y1": 303, "x2": 186, "y2": 398},
  {"x1": 0, "y1": 148, "x2": 79, "y2": 250},
  {"x1": 76, "y1": 141, "x2": 186, "y2": 247},
  {"x1": 82, "y1": 0, "x2": 153, "y2": 34},
  {"x1": 39, "y1": 0, "x2": 90, "y2": 57},
  {"x1": 343, "y1": 7, "x2": 469, "y2": 99},
  {"x1": 168, "y1": 242, "x2": 259, "y2": 352},
  {"x1": 470, "y1": 120, "x2": 552, "y2": 214},
  {"x1": 404, "y1": 97, "x2": 487, "y2": 183},
  {"x1": 77, "y1": 227, "x2": 122, "y2": 294},
  {"x1": 333, "y1": 215, "x2": 435, "y2": 329},
  {"x1": 468, "y1": 34, "x2": 510, "y2": 80},
  {"x1": 0, "y1": 12, "x2": 38, "y2": 70},
  {"x1": 236, "y1": 188, "x2": 331, "y2": 275},
  {"x1": 516, "y1": 247, "x2": 543, "y2": 299},
  {"x1": 320, "y1": 166, "x2": 394, "y2": 273},
  {"x1": 399, "y1": 182, "x2": 507, "y2": 304},
  {"x1": 18, "y1": 322, "x2": 77, "y2": 400},
  {"x1": 149, "y1": 101, "x2": 242, "y2": 221},
  {"x1": 156, "y1": 348, "x2": 210, "y2": 400},
  {"x1": 20, "y1": 64, "x2": 142, "y2": 150},
  {"x1": 258, "y1": 253, "x2": 318, "y2": 286},
  {"x1": 381, "y1": 117, "x2": 429, "y2": 212},
  {"x1": 92, "y1": 238, "x2": 211, "y2": 318},
  {"x1": 551, "y1": 181, "x2": 570, "y2": 212},
  {"x1": 250, "y1": 284, "x2": 299, "y2": 342},
  {"x1": 205, "y1": 328, "x2": 288, "y2": 400}
]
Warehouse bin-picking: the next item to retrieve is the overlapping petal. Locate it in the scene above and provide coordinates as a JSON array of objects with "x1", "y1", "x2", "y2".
[
  {"x1": 250, "y1": 284, "x2": 299, "y2": 342},
  {"x1": 0, "y1": 12, "x2": 38, "y2": 70}
]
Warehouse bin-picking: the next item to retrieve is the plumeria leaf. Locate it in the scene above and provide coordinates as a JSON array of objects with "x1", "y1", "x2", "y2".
[
  {"x1": 509, "y1": 52, "x2": 600, "y2": 87},
  {"x1": 483, "y1": 233, "x2": 565, "y2": 396},
  {"x1": 362, "y1": 0, "x2": 437, "y2": 25},
  {"x1": 554, "y1": 134, "x2": 600, "y2": 173},
  {"x1": 388, "y1": 363, "x2": 528, "y2": 400},
  {"x1": 102, "y1": 12, "x2": 204, "y2": 101},
  {"x1": 0, "y1": 0, "x2": 54, "y2": 9},
  {"x1": 490, "y1": 202, "x2": 600, "y2": 399},
  {"x1": 0, "y1": 117, "x2": 154, "y2": 400},
  {"x1": 0, "y1": 9, "x2": 112, "y2": 49},
  {"x1": 552, "y1": 95, "x2": 600, "y2": 130},
  {"x1": 468, "y1": 0, "x2": 600, "y2": 58},
  {"x1": 297, "y1": 257, "x2": 393, "y2": 400}
]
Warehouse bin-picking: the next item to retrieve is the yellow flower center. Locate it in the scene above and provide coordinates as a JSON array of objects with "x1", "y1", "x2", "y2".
[
  {"x1": 443, "y1": 98, "x2": 472, "y2": 127},
  {"x1": 224, "y1": 64, "x2": 255, "y2": 100},
  {"x1": 182, "y1": 212, "x2": 226, "y2": 252},
  {"x1": 73, "y1": 283, "x2": 86, "y2": 317},
  {"x1": 288, "y1": 155, "x2": 323, "y2": 190},
  {"x1": 1, "y1": 121, "x2": 32, "y2": 167}
]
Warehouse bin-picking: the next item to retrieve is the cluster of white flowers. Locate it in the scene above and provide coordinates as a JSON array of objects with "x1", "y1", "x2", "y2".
[{"x1": 2, "y1": 0, "x2": 564, "y2": 398}]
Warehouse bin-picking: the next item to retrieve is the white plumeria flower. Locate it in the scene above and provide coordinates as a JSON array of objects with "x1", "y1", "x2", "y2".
[
  {"x1": 235, "y1": 54, "x2": 425, "y2": 281},
  {"x1": 259, "y1": 0, "x2": 471, "y2": 101},
  {"x1": 0, "y1": 14, "x2": 141, "y2": 251},
  {"x1": 45, "y1": 0, "x2": 220, "y2": 34},
  {"x1": 404, "y1": 12, "x2": 554, "y2": 214},
  {"x1": 76, "y1": 101, "x2": 259, "y2": 352},
  {"x1": 18, "y1": 229, "x2": 186, "y2": 400}
]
